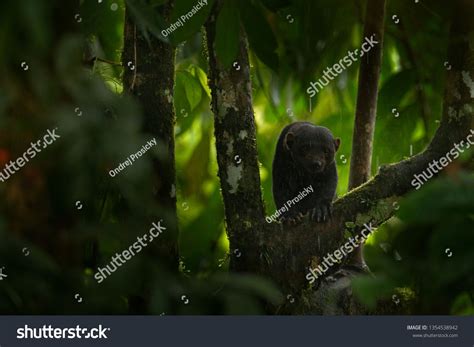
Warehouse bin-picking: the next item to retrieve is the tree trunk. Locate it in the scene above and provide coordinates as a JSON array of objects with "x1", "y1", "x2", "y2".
[
  {"x1": 348, "y1": 0, "x2": 386, "y2": 190},
  {"x1": 122, "y1": 2, "x2": 179, "y2": 312},
  {"x1": 346, "y1": 0, "x2": 386, "y2": 267},
  {"x1": 205, "y1": 0, "x2": 265, "y2": 273}
]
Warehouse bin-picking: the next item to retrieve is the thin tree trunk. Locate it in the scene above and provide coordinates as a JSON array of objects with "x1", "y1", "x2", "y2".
[
  {"x1": 205, "y1": 0, "x2": 265, "y2": 273},
  {"x1": 348, "y1": 0, "x2": 386, "y2": 189},
  {"x1": 122, "y1": 2, "x2": 179, "y2": 312},
  {"x1": 346, "y1": 0, "x2": 386, "y2": 267}
]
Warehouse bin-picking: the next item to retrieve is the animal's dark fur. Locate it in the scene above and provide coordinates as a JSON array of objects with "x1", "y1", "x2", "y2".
[{"x1": 272, "y1": 121, "x2": 340, "y2": 224}]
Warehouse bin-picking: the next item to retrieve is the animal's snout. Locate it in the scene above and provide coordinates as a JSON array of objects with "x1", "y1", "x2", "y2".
[{"x1": 312, "y1": 160, "x2": 323, "y2": 171}]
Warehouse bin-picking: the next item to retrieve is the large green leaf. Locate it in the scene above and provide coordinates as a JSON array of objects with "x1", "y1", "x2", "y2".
[
  {"x1": 177, "y1": 70, "x2": 203, "y2": 111},
  {"x1": 189, "y1": 64, "x2": 211, "y2": 98},
  {"x1": 174, "y1": 70, "x2": 203, "y2": 136},
  {"x1": 214, "y1": 0, "x2": 240, "y2": 68},
  {"x1": 239, "y1": 0, "x2": 279, "y2": 71}
]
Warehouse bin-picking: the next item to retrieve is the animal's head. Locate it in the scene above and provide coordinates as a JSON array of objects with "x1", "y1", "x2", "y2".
[{"x1": 284, "y1": 124, "x2": 340, "y2": 173}]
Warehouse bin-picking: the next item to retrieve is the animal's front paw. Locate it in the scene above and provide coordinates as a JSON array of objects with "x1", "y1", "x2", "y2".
[
  {"x1": 310, "y1": 202, "x2": 332, "y2": 222},
  {"x1": 281, "y1": 212, "x2": 304, "y2": 226}
]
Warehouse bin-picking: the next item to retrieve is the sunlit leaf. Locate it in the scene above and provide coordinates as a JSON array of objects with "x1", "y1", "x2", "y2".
[
  {"x1": 177, "y1": 70, "x2": 202, "y2": 110},
  {"x1": 190, "y1": 64, "x2": 211, "y2": 98}
]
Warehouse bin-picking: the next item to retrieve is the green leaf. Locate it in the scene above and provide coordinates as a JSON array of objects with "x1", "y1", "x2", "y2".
[
  {"x1": 189, "y1": 65, "x2": 211, "y2": 98},
  {"x1": 239, "y1": 0, "x2": 279, "y2": 71},
  {"x1": 214, "y1": 0, "x2": 240, "y2": 68},
  {"x1": 168, "y1": 0, "x2": 215, "y2": 45},
  {"x1": 178, "y1": 70, "x2": 202, "y2": 110},
  {"x1": 174, "y1": 71, "x2": 191, "y2": 116}
]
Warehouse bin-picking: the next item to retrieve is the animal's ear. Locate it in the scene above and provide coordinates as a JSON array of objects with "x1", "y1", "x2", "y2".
[
  {"x1": 284, "y1": 132, "x2": 295, "y2": 151},
  {"x1": 334, "y1": 138, "x2": 341, "y2": 152}
]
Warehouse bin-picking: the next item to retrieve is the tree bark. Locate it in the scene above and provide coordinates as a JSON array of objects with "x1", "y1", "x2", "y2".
[
  {"x1": 205, "y1": 0, "x2": 265, "y2": 273},
  {"x1": 122, "y1": 2, "x2": 179, "y2": 312},
  {"x1": 348, "y1": 0, "x2": 386, "y2": 190}
]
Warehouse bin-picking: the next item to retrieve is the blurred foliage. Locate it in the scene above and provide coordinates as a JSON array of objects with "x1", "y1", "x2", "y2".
[
  {"x1": 354, "y1": 169, "x2": 474, "y2": 314},
  {"x1": 0, "y1": 0, "x2": 471, "y2": 314}
]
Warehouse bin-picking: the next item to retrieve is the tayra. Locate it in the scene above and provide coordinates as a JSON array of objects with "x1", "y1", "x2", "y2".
[{"x1": 272, "y1": 121, "x2": 340, "y2": 224}]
